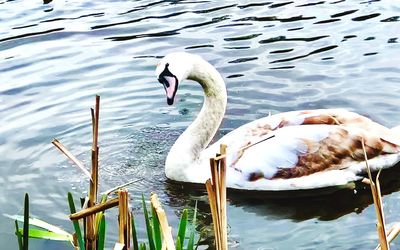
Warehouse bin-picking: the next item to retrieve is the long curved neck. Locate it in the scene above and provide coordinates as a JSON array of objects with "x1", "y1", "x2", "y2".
[{"x1": 166, "y1": 58, "x2": 227, "y2": 181}]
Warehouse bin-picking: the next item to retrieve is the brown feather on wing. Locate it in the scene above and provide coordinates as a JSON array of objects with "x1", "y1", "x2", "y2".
[{"x1": 272, "y1": 127, "x2": 395, "y2": 180}]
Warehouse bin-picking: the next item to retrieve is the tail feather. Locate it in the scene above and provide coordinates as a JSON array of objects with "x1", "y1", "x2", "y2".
[
  {"x1": 389, "y1": 125, "x2": 400, "y2": 147},
  {"x1": 392, "y1": 125, "x2": 400, "y2": 134}
]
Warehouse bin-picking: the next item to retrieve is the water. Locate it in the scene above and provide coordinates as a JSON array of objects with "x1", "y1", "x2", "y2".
[{"x1": 1, "y1": 0, "x2": 400, "y2": 249}]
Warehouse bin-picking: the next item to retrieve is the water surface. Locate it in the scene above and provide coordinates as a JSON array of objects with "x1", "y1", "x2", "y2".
[{"x1": 1, "y1": 0, "x2": 400, "y2": 249}]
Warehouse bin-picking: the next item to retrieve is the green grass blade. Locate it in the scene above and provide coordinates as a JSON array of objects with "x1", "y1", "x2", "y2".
[
  {"x1": 68, "y1": 192, "x2": 85, "y2": 250},
  {"x1": 97, "y1": 214, "x2": 106, "y2": 250},
  {"x1": 151, "y1": 205, "x2": 162, "y2": 250},
  {"x1": 192, "y1": 201, "x2": 198, "y2": 229},
  {"x1": 23, "y1": 193, "x2": 29, "y2": 250},
  {"x1": 15, "y1": 220, "x2": 23, "y2": 250},
  {"x1": 142, "y1": 194, "x2": 155, "y2": 250},
  {"x1": 187, "y1": 231, "x2": 195, "y2": 250},
  {"x1": 187, "y1": 201, "x2": 198, "y2": 250},
  {"x1": 80, "y1": 196, "x2": 87, "y2": 239},
  {"x1": 95, "y1": 194, "x2": 108, "y2": 235},
  {"x1": 177, "y1": 209, "x2": 188, "y2": 247},
  {"x1": 100, "y1": 193, "x2": 108, "y2": 203},
  {"x1": 131, "y1": 212, "x2": 139, "y2": 250},
  {"x1": 5, "y1": 215, "x2": 71, "y2": 237},
  {"x1": 175, "y1": 236, "x2": 182, "y2": 250},
  {"x1": 18, "y1": 228, "x2": 72, "y2": 241},
  {"x1": 139, "y1": 242, "x2": 146, "y2": 250}
]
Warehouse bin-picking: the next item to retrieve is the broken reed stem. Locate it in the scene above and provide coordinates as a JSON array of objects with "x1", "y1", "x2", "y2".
[
  {"x1": 206, "y1": 144, "x2": 228, "y2": 250},
  {"x1": 85, "y1": 215, "x2": 96, "y2": 249},
  {"x1": 70, "y1": 198, "x2": 119, "y2": 221},
  {"x1": 376, "y1": 223, "x2": 400, "y2": 250},
  {"x1": 150, "y1": 193, "x2": 175, "y2": 250},
  {"x1": 377, "y1": 223, "x2": 400, "y2": 250},
  {"x1": 52, "y1": 139, "x2": 92, "y2": 180},
  {"x1": 210, "y1": 158, "x2": 222, "y2": 249},
  {"x1": 219, "y1": 144, "x2": 228, "y2": 250},
  {"x1": 86, "y1": 95, "x2": 101, "y2": 250},
  {"x1": 102, "y1": 179, "x2": 142, "y2": 196},
  {"x1": 73, "y1": 233, "x2": 79, "y2": 250},
  {"x1": 118, "y1": 189, "x2": 130, "y2": 250},
  {"x1": 205, "y1": 179, "x2": 220, "y2": 249},
  {"x1": 214, "y1": 135, "x2": 275, "y2": 161},
  {"x1": 362, "y1": 139, "x2": 389, "y2": 250}
]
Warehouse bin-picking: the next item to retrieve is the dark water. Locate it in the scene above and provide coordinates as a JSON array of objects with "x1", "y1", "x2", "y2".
[{"x1": 1, "y1": 0, "x2": 400, "y2": 249}]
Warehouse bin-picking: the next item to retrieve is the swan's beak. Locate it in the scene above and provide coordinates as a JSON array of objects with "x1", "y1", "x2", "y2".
[{"x1": 158, "y1": 75, "x2": 178, "y2": 105}]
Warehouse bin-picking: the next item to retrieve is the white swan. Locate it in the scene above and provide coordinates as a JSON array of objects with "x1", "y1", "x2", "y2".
[{"x1": 156, "y1": 52, "x2": 400, "y2": 191}]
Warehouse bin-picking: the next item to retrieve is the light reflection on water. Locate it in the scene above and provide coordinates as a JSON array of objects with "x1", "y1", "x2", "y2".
[{"x1": 1, "y1": 0, "x2": 400, "y2": 249}]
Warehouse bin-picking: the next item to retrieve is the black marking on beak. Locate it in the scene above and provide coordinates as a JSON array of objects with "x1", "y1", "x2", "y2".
[
  {"x1": 158, "y1": 76, "x2": 170, "y2": 87},
  {"x1": 158, "y1": 63, "x2": 179, "y2": 106}
]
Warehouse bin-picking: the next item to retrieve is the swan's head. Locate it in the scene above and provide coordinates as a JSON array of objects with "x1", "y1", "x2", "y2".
[{"x1": 156, "y1": 52, "x2": 197, "y2": 105}]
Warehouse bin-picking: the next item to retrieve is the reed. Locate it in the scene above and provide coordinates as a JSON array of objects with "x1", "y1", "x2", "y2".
[
  {"x1": 206, "y1": 144, "x2": 228, "y2": 250},
  {"x1": 69, "y1": 198, "x2": 119, "y2": 221},
  {"x1": 150, "y1": 193, "x2": 175, "y2": 250},
  {"x1": 361, "y1": 139, "x2": 400, "y2": 250},
  {"x1": 10, "y1": 95, "x2": 200, "y2": 250},
  {"x1": 118, "y1": 189, "x2": 131, "y2": 250}
]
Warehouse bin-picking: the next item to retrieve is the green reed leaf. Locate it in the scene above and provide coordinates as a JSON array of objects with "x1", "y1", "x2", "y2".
[
  {"x1": 142, "y1": 194, "x2": 155, "y2": 250},
  {"x1": 18, "y1": 228, "x2": 71, "y2": 241},
  {"x1": 187, "y1": 201, "x2": 198, "y2": 250},
  {"x1": 177, "y1": 209, "x2": 188, "y2": 247},
  {"x1": 68, "y1": 192, "x2": 85, "y2": 250},
  {"x1": 176, "y1": 236, "x2": 182, "y2": 250},
  {"x1": 97, "y1": 214, "x2": 106, "y2": 250},
  {"x1": 151, "y1": 205, "x2": 162, "y2": 250},
  {"x1": 131, "y1": 212, "x2": 139, "y2": 250},
  {"x1": 15, "y1": 220, "x2": 23, "y2": 250}
]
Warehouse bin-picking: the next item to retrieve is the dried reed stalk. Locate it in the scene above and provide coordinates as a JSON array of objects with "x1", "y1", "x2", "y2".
[
  {"x1": 118, "y1": 189, "x2": 130, "y2": 250},
  {"x1": 219, "y1": 144, "x2": 228, "y2": 250},
  {"x1": 214, "y1": 135, "x2": 275, "y2": 161},
  {"x1": 377, "y1": 222, "x2": 400, "y2": 249},
  {"x1": 205, "y1": 179, "x2": 220, "y2": 248},
  {"x1": 102, "y1": 179, "x2": 142, "y2": 196},
  {"x1": 206, "y1": 144, "x2": 228, "y2": 250},
  {"x1": 362, "y1": 139, "x2": 389, "y2": 250},
  {"x1": 52, "y1": 139, "x2": 92, "y2": 180},
  {"x1": 72, "y1": 233, "x2": 78, "y2": 250},
  {"x1": 70, "y1": 198, "x2": 119, "y2": 221},
  {"x1": 150, "y1": 193, "x2": 175, "y2": 250},
  {"x1": 86, "y1": 95, "x2": 101, "y2": 250}
]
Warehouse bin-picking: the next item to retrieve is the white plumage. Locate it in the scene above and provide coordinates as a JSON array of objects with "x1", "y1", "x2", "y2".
[{"x1": 156, "y1": 52, "x2": 400, "y2": 191}]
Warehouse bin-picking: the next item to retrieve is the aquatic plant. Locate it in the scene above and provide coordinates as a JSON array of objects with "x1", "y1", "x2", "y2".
[
  {"x1": 361, "y1": 140, "x2": 400, "y2": 250},
  {"x1": 10, "y1": 191, "x2": 199, "y2": 250},
  {"x1": 206, "y1": 144, "x2": 228, "y2": 250},
  {"x1": 7, "y1": 95, "x2": 200, "y2": 250}
]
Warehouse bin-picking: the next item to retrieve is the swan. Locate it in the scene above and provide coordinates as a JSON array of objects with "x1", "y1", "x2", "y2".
[{"x1": 155, "y1": 52, "x2": 400, "y2": 191}]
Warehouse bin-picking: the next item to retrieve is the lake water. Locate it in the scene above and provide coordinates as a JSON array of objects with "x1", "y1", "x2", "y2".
[{"x1": 1, "y1": 0, "x2": 400, "y2": 249}]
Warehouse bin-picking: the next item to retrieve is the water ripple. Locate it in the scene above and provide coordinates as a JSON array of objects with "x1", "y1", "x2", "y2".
[
  {"x1": 0, "y1": 28, "x2": 64, "y2": 43},
  {"x1": 1, "y1": 0, "x2": 400, "y2": 249}
]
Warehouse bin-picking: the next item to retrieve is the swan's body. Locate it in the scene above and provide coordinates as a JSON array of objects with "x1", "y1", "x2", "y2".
[{"x1": 156, "y1": 52, "x2": 400, "y2": 191}]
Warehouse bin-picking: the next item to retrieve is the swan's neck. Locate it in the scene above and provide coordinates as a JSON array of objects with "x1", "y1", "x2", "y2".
[{"x1": 166, "y1": 59, "x2": 227, "y2": 181}]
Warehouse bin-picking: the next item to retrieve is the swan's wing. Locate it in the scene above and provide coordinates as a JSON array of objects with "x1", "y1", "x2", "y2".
[
  {"x1": 213, "y1": 108, "x2": 400, "y2": 149},
  {"x1": 201, "y1": 109, "x2": 400, "y2": 190},
  {"x1": 218, "y1": 124, "x2": 400, "y2": 190}
]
